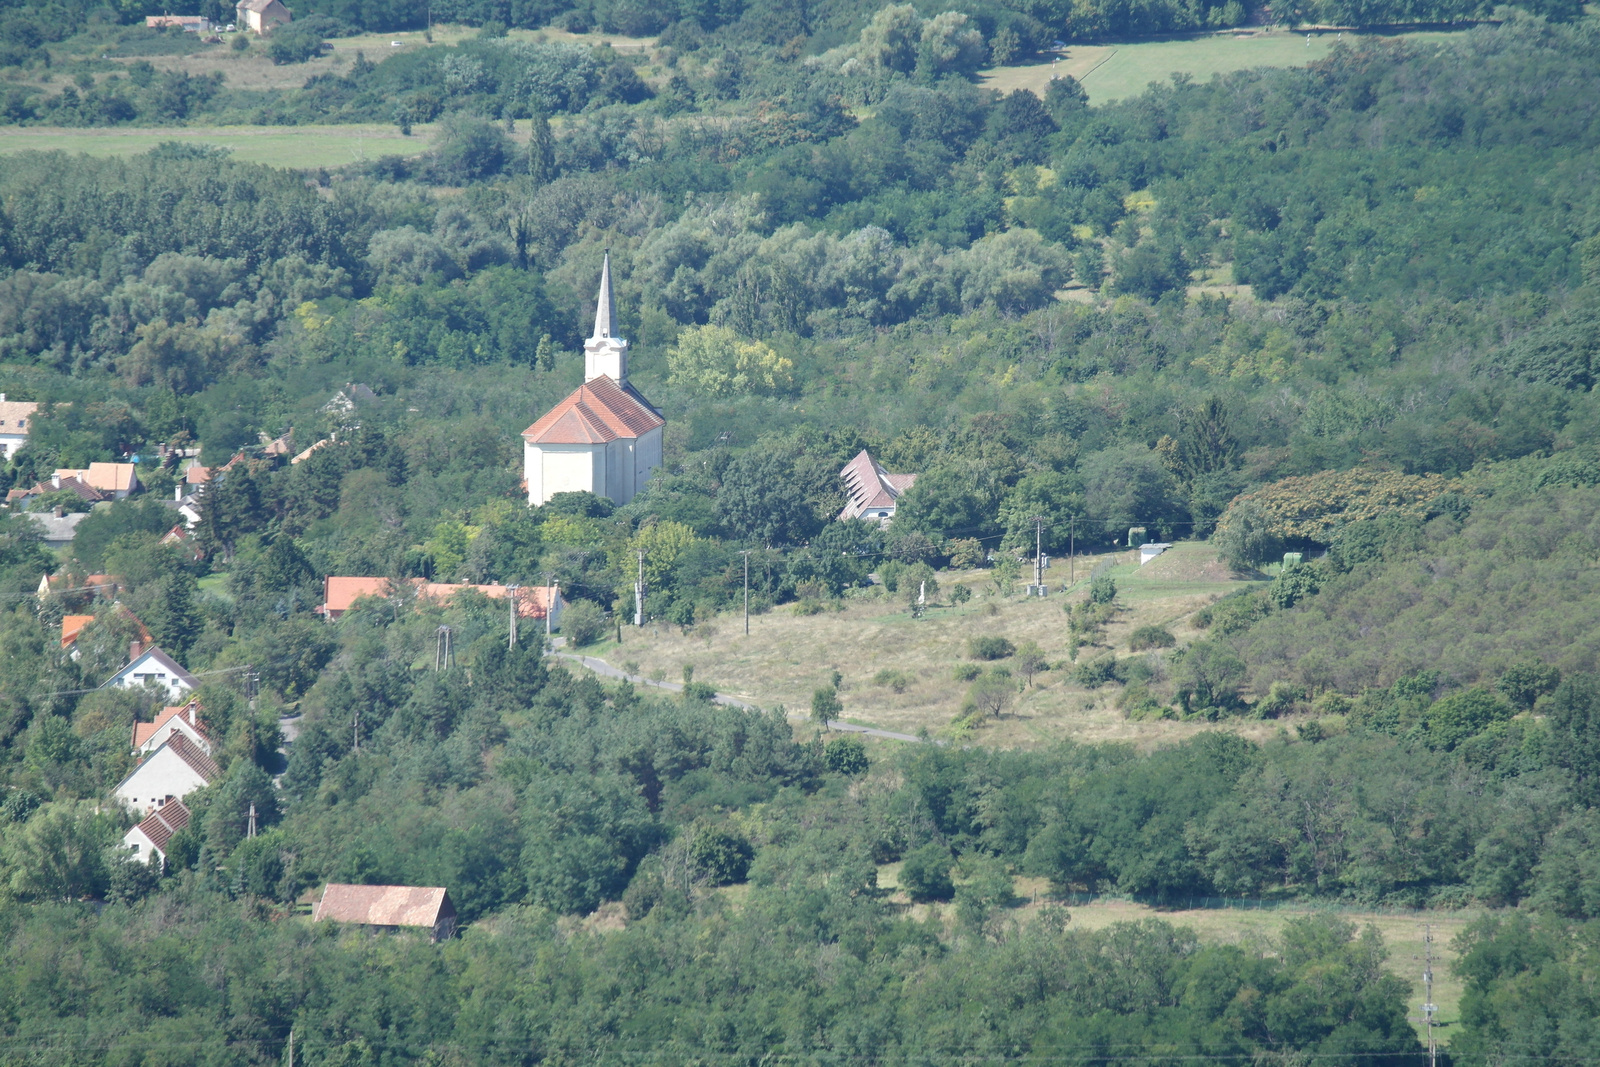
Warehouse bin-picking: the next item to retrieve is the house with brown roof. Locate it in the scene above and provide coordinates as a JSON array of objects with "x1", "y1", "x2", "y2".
[
  {"x1": 236, "y1": 0, "x2": 291, "y2": 34},
  {"x1": 0, "y1": 394, "x2": 38, "y2": 460},
  {"x1": 112, "y1": 732, "x2": 220, "y2": 815},
  {"x1": 50, "y1": 463, "x2": 140, "y2": 500},
  {"x1": 838, "y1": 450, "x2": 918, "y2": 526},
  {"x1": 314, "y1": 884, "x2": 457, "y2": 941},
  {"x1": 318, "y1": 577, "x2": 564, "y2": 625},
  {"x1": 522, "y1": 253, "x2": 663, "y2": 506},
  {"x1": 123, "y1": 799, "x2": 191, "y2": 865},
  {"x1": 132, "y1": 700, "x2": 213, "y2": 756}
]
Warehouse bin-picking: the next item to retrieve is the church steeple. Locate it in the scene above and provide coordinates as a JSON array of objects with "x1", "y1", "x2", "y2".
[{"x1": 583, "y1": 250, "x2": 628, "y2": 385}]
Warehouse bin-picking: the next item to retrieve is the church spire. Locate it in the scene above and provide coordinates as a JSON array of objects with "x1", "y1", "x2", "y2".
[
  {"x1": 583, "y1": 250, "x2": 628, "y2": 385},
  {"x1": 592, "y1": 249, "x2": 617, "y2": 342}
]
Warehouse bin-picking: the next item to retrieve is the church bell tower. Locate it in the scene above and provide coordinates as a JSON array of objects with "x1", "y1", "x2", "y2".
[{"x1": 583, "y1": 250, "x2": 628, "y2": 385}]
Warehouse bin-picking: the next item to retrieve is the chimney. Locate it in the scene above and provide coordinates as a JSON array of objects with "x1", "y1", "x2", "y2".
[
  {"x1": 175, "y1": 485, "x2": 182, "y2": 501},
  {"x1": 52, "y1": 505, "x2": 63, "y2": 518},
  {"x1": 130, "y1": 640, "x2": 144, "y2": 661}
]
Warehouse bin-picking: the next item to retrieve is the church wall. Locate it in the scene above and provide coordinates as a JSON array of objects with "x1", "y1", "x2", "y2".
[
  {"x1": 635, "y1": 426, "x2": 663, "y2": 499},
  {"x1": 526, "y1": 442, "x2": 604, "y2": 505}
]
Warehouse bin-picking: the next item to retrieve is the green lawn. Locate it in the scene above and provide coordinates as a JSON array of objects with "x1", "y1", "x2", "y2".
[
  {"x1": 0, "y1": 123, "x2": 438, "y2": 168},
  {"x1": 982, "y1": 27, "x2": 1473, "y2": 104}
]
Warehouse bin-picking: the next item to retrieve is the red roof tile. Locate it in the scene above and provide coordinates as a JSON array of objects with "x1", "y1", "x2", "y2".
[
  {"x1": 132, "y1": 799, "x2": 191, "y2": 853},
  {"x1": 321, "y1": 577, "x2": 560, "y2": 619},
  {"x1": 165, "y1": 732, "x2": 220, "y2": 784},
  {"x1": 522, "y1": 377, "x2": 662, "y2": 445}
]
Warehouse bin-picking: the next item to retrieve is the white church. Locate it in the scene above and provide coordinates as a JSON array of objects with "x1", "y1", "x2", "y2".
[{"x1": 522, "y1": 254, "x2": 664, "y2": 506}]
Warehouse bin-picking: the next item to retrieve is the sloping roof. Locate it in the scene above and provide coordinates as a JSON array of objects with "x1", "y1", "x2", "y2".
[
  {"x1": 185, "y1": 466, "x2": 211, "y2": 485},
  {"x1": 112, "y1": 645, "x2": 200, "y2": 690},
  {"x1": 27, "y1": 511, "x2": 87, "y2": 542},
  {"x1": 321, "y1": 577, "x2": 560, "y2": 619},
  {"x1": 131, "y1": 799, "x2": 191, "y2": 853},
  {"x1": 133, "y1": 701, "x2": 209, "y2": 750},
  {"x1": 838, "y1": 450, "x2": 917, "y2": 519},
  {"x1": 85, "y1": 463, "x2": 139, "y2": 494},
  {"x1": 522, "y1": 377, "x2": 663, "y2": 445},
  {"x1": 0, "y1": 399, "x2": 37, "y2": 432},
  {"x1": 238, "y1": 0, "x2": 287, "y2": 12},
  {"x1": 60, "y1": 615, "x2": 94, "y2": 648},
  {"x1": 314, "y1": 884, "x2": 452, "y2": 928},
  {"x1": 163, "y1": 732, "x2": 221, "y2": 783}
]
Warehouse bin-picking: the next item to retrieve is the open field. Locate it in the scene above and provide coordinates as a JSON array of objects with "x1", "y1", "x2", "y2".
[
  {"x1": 0, "y1": 123, "x2": 439, "y2": 168},
  {"x1": 572, "y1": 541, "x2": 1270, "y2": 748},
  {"x1": 980, "y1": 26, "x2": 1472, "y2": 103}
]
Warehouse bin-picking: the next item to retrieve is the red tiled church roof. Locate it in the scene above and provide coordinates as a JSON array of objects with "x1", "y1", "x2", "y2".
[{"x1": 521, "y1": 377, "x2": 662, "y2": 446}]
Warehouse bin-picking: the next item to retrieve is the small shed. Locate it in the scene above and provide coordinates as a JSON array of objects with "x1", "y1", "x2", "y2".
[
  {"x1": 1140, "y1": 542, "x2": 1172, "y2": 566},
  {"x1": 313, "y1": 884, "x2": 457, "y2": 941}
]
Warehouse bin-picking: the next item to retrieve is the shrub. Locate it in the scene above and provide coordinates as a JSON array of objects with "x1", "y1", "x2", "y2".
[
  {"x1": 899, "y1": 842, "x2": 955, "y2": 902},
  {"x1": 825, "y1": 736, "x2": 869, "y2": 775},
  {"x1": 230, "y1": 33, "x2": 249, "y2": 51},
  {"x1": 1499, "y1": 661, "x2": 1562, "y2": 711},
  {"x1": 1089, "y1": 575, "x2": 1117, "y2": 604},
  {"x1": 946, "y1": 538, "x2": 985, "y2": 568},
  {"x1": 1269, "y1": 561, "x2": 1324, "y2": 608},
  {"x1": 952, "y1": 663, "x2": 982, "y2": 682},
  {"x1": 969, "y1": 635, "x2": 1015, "y2": 660},
  {"x1": 967, "y1": 671, "x2": 1016, "y2": 718},
  {"x1": 1128, "y1": 625, "x2": 1176, "y2": 651},
  {"x1": 1074, "y1": 655, "x2": 1122, "y2": 689},
  {"x1": 682, "y1": 681, "x2": 717, "y2": 703},
  {"x1": 1014, "y1": 641, "x2": 1047, "y2": 686},
  {"x1": 811, "y1": 686, "x2": 842, "y2": 725},
  {"x1": 873, "y1": 668, "x2": 912, "y2": 693},
  {"x1": 950, "y1": 582, "x2": 972, "y2": 605},
  {"x1": 560, "y1": 600, "x2": 605, "y2": 647},
  {"x1": 687, "y1": 826, "x2": 753, "y2": 885}
]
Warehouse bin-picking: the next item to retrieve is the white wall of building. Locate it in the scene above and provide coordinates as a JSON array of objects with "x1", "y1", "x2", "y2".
[
  {"x1": 107, "y1": 651, "x2": 194, "y2": 700},
  {"x1": 114, "y1": 745, "x2": 210, "y2": 815}
]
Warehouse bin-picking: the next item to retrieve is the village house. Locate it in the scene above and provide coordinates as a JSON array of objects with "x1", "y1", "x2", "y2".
[
  {"x1": 50, "y1": 463, "x2": 141, "y2": 501},
  {"x1": 837, "y1": 450, "x2": 918, "y2": 526},
  {"x1": 7, "y1": 474, "x2": 107, "y2": 509},
  {"x1": 113, "y1": 733, "x2": 219, "y2": 816},
  {"x1": 522, "y1": 254, "x2": 663, "y2": 507},
  {"x1": 60, "y1": 603, "x2": 152, "y2": 661},
  {"x1": 133, "y1": 700, "x2": 213, "y2": 756},
  {"x1": 103, "y1": 642, "x2": 199, "y2": 699},
  {"x1": 318, "y1": 576, "x2": 565, "y2": 625},
  {"x1": 37, "y1": 572, "x2": 120, "y2": 600},
  {"x1": 236, "y1": 0, "x2": 291, "y2": 34},
  {"x1": 123, "y1": 799, "x2": 192, "y2": 865},
  {"x1": 0, "y1": 394, "x2": 38, "y2": 460},
  {"x1": 314, "y1": 884, "x2": 458, "y2": 942},
  {"x1": 27, "y1": 509, "x2": 88, "y2": 551}
]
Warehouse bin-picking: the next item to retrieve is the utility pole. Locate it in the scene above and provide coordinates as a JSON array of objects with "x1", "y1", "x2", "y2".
[
  {"x1": 352, "y1": 708, "x2": 359, "y2": 753},
  {"x1": 1028, "y1": 515, "x2": 1046, "y2": 596},
  {"x1": 1069, "y1": 516, "x2": 1076, "y2": 586},
  {"x1": 1422, "y1": 924, "x2": 1438, "y2": 1067},
  {"x1": 507, "y1": 585, "x2": 519, "y2": 649},
  {"x1": 435, "y1": 625, "x2": 454, "y2": 670},
  {"x1": 247, "y1": 802, "x2": 257, "y2": 839},
  {"x1": 287, "y1": 1029, "x2": 293, "y2": 1067},
  {"x1": 634, "y1": 550, "x2": 646, "y2": 627},
  {"x1": 741, "y1": 549, "x2": 751, "y2": 635}
]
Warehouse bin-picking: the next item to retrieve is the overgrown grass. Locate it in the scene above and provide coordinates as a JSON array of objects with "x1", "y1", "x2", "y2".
[{"x1": 0, "y1": 124, "x2": 438, "y2": 168}]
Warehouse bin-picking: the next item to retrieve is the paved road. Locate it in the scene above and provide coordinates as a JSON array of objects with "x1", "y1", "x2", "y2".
[{"x1": 554, "y1": 652, "x2": 928, "y2": 744}]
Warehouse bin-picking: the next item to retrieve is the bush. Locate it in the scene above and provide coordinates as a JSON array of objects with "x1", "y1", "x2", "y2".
[
  {"x1": 825, "y1": 736, "x2": 869, "y2": 775},
  {"x1": 1128, "y1": 625, "x2": 1176, "y2": 651},
  {"x1": 873, "y1": 669, "x2": 912, "y2": 693},
  {"x1": 1074, "y1": 655, "x2": 1122, "y2": 689},
  {"x1": 811, "y1": 685, "x2": 842, "y2": 725},
  {"x1": 230, "y1": 33, "x2": 249, "y2": 51},
  {"x1": 950, "y1": 582, "x2": 972, "y2": 605},
  {"x1": 1089, "y1": 575, "x2": 1117, "y2": 604},
  {"x1": 953, "y1": 663, "x2": 982, "y2": 682},
  {"x1": 1499, "y1": 661, "x2": 1562, "y2": 711},
  {"x1": 687, "y1": 826, "x2": 753, "y2": 885},
  {"x1": 969, "y1": 635, "x2": 1015, "y2": 660},
  {"x1": 560, "y1": 600, "x2": 606, "y2": 647},
  {"x1": 266, "y1": 28, "x2": 323, "y2": 64},
  {"x1": 899, "y1": 842, "x2": 955, "y2": 902}
]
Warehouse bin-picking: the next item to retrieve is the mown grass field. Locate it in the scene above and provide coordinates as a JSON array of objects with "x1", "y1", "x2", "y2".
[
  {"x1": 574, "y1": 541, "x2": 1272, "y2": 748},
  {"x1": 980, "y1": 26, "x2": 1472, "y2": 103},
  {"x1": 0, "y1": 123, "x2": 439, "y2": 168}
]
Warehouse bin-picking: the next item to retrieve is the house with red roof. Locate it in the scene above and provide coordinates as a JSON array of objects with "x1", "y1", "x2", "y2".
[
  {"x1": 318, "y1": 577, "x2": 564, "y2": 625},
  {"x1": 838, "y1": 450, "x2": 918, "y2": 526},
  {"x1": 314, "y1": 884, "x2": 457, "y2": 941},
  {"x1": 522, "y1": 253, "x2": 663, "y2": 506},
  {"x1": 123, "y1": 799, "x2": 192, "y2": 865},
  {"x1": 132, "y1": 700, "x2": 213, "y2": 756},
  {"x1": 112, "y1": 732, "x2": 220, "y2": 816}
]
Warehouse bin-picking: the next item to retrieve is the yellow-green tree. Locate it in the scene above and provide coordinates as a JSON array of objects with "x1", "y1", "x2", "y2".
[{"x1": 668, "y1": 325, "x2": 794, "y2": 398}]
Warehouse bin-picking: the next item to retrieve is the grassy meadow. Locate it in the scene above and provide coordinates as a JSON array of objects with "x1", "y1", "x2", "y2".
[
  {"x1": 572, "y1": 541, "x2": 1272, "y2": 748},
  {"x1": 0, "y1": 123, "x2": 440, "y2": 167}
]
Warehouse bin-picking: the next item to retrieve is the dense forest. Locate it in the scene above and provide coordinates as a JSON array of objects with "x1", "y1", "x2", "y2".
[{"x1": 0, "y1": 4, "x2": 1596, "y2": 1064}]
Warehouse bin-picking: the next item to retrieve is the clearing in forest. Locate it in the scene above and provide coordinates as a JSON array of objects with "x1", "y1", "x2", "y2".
[
  {"x1": 0, "y1": 124, "x2": 440, "y2": 168},
  {"x1": 981, "y1": 26, "x2": 1470, "y2": 104},
  {"x1": 575, "y1": 541, "x2": 1268, "y2": 748}
]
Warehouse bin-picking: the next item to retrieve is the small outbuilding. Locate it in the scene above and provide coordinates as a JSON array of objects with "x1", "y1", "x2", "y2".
[
  {"x1": 313, "y1": 884, "x2": 457, "y2": 941},
  {"x1": 236, "y1": 0, "x2": 291, "y2": 34}
]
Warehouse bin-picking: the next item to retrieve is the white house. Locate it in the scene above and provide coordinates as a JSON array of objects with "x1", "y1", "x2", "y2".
[
  {"x1": 522, "y1": 253, "x2": 664, "y2": 507},
  {"x1": 236, "y1": 0, "x2": 291, "y2": 34},
  {"x1": 103, "y1": 644, "x2": 199, "y2": 700},
  {"x1": 837, "y1": 450, "x2": 918, "y2": 526},
  {"x1": 26, "y1": 510, "x2": 88, "y2": 551},
  {"x1": 0, "y1": 395, "x2": 38, "y2": 460},
  {"x1": 133, "y1": 700, "x2": 213, "y2": 756},
  {"x1": 123, "y1": 799, "x2": 192, "y2": 864},
  {"x1": 113, "y1": 733, "x2": 219, "y2": 816}
]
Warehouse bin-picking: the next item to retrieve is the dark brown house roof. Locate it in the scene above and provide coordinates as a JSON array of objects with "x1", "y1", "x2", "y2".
[{"x1": 132, "y1": 799, "x2": 191, "y2": 853}]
